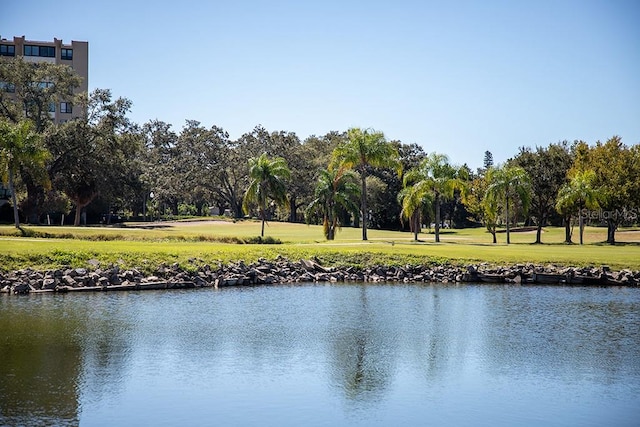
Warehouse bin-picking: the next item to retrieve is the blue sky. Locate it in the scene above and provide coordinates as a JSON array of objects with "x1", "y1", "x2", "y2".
[{"x1": 3, "y1": 0, "x2": 639, "y2": 168}]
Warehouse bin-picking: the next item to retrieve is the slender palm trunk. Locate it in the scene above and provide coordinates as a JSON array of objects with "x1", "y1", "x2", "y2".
[
  {"x1": 9, "y1": 169, "x2": 20, "y2": 229},
  {"x1": 578, "y1": 210, "x2": 584, "y2": 245},
  {"x1": 413, "y1": 210, "x2": 420, "y2": 241},
  {"x1": 327, "y1": 204, "x2": 335, "y2": 240},
  {"x1": 434, "y1": 193, "x2": 441, "y2": 243},
  {"x1": 260, "y1": 209, "x2": 265, "y2": 237},
  {"x1": 564, "y1": 215, "x2": 572, "y2": 243},
  {"x1": 361, "y1": 174, "x2": 368, "y2": 241},
  {"x1": 505, "y1": 193, "x2": 511, "y2": 244}
]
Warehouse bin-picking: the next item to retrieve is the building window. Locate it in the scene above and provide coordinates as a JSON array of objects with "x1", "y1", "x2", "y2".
[
  {"x1": 24, "y1": 45, "x2": 55, "y2": 57},
  {"x1": 24, "y1": 45, "x2": 37, "y2": 56},
  {"x1": 60, "y1": 102, "x2": 72, "y2": 114},
  {"x1": 48, "y1": 103, "x2": 56, "y2": 113},
  {"x1": 0, "y1": 45, "x2": 15, "y2": 56},
  {"x1": 61, "y1": 48, "x2": 73, "y2": 60},
  {"x1": 37, "y1": 81, "x2": 55, "y2": 89}
]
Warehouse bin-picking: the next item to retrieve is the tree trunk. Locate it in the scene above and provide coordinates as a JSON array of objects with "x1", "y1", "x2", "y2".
[
  {"x1": 535, "y1": 214, "x2": 543, "y2": 244},
  {"x1": 8, "y1": 169, "x2": 20, "y2": 229},
  {"x1": 413, "y1": 210, "x2": 420, "y2": 241},
  {"x1": 491, "y1": 231, "x2": 497, "y2": 244},
  {"x1": 289, "y1": 196, "x2": 297, "y2": 223},
  {"x1": 578, "y1": 212, "x2": 584, "y2": 245},
  {"x1": 74, "y1": 202, "x2": 89, "y2": 226},
  {"x1": 564, "y1": 215, "x2": 572, "y2": 243},
  {"x1": 505, "y1": 194, "x2": 511, "y2": 244},
  {"x1": 434, "y1": 193, "x2": 441, "y2": 243},
  {"x1": 260, "y1": 209, "x2": 265, "y2": 237},
  {"x1": 21, "y1": 170, "x2": 45, "y2": 224},
  {"x1": 606, "y1": 219, "x2": 616, "y2": 244},
  {"x1": 195, "y1": 200, "x2": 204, "y2": 216},
  {"x1": 361, "y1": 174, "x2": 368, "y2": 241},
  {"x1": 233, "y1": 201, "x2": 243, "y2": 219},
  {"x1": 328, "y1": 221, "x2": 335, "y2": 240}
]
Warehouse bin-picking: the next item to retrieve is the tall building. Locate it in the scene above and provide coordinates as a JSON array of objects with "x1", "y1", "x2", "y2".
[{"x1": 0, "y1": 35, "x2": 88, "y2": 123}]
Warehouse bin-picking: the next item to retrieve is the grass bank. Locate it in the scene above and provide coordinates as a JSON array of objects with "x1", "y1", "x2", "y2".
[{"x1": 1, "y1": 220, "x2": 639, "y2": 272}]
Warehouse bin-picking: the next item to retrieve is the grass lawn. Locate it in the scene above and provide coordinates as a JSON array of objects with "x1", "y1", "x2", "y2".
[{"x1": 0, "y1": 219, "x2": 639, "y2": 272}]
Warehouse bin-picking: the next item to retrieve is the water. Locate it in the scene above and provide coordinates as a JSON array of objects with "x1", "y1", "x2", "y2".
[{"x1": 1, "y1": 284, "x2": 639, "y2": 426}]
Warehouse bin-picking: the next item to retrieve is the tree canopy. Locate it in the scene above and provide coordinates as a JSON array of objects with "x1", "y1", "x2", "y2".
[
  {"x1": 0, "y1": 64, "x2": 638, "y2": 244},
  {"x1": 485, "y1": 165, "x2": 531, "y2": 244},
  {"x1": 331, "y1": 127, "x2": 401, "y2": 241},
  {"x1": 242, "y1": 153, "x2": 291, "y2": 237},
  {"x1": 0, "y1": 119, "x2": 49, "y2": 228}
]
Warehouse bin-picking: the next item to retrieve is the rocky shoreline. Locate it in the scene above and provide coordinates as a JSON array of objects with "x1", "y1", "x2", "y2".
[{"x1": 1, "y1": 257, "x2": 638, "y2": 295}]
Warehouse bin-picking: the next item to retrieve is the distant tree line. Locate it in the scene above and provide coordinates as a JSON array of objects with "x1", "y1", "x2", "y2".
[{"x1": 1, "y1": 57, "x2": 639, "y2": 244}]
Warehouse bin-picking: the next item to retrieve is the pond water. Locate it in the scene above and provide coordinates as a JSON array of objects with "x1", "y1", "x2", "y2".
[{"x1": 1, "y1": 284, "x2": 639, "y2": 426}]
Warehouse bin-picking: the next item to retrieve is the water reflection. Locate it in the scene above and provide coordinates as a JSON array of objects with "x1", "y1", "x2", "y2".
[
  {"x1": 483, "y1": 286, "x2": 640, "y2": 384},
  {"x1": 328, "y1": 285, "x2": 396, "y2": 402},
  {"x1": 0, "y1": 296, "x2": 84, "y2": 427},
  {"x1": 1, "y1": 284, "x2": 639, "y2": 426}
]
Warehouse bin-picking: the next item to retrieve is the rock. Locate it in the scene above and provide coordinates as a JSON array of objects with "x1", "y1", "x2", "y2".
[
  {"x1": 62, "y1": 275, "x2": 77, "y2": 286},
  {"x1": 13, "y1": 283, "x2": 31, "y2": 294},
  {"x1": 42, "y1": 278, "x2": 57, "y2": 289}
]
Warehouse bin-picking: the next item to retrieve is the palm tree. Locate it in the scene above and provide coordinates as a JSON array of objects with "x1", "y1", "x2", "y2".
[
  {"x1": 482, "y1": 191, "x2": 501, "y2": 244},
  {"x1": 331, "y1": 127, "x2": 401, "y2": 241},
  {"x1": 0, "y1": 119, "x2": 49, "y2": 228},
  {"x1": 556, "y1": 170, "x2": 599, "y2": 245},
  {"x1": 402, "y1": 153, "x2": 466, "y2": 243},
  {"x1": 485, "y1": 165, "x2": 531, "y2": 244},
  {"x1": 242, "y1": 153, "x2": 291, "y2": 237},
  {"x1": 306, "y1": 167, "x2": 360, "y2": 240},
  {"x1": 398, "y1": 179, "x2": 433, "y2": 241}
]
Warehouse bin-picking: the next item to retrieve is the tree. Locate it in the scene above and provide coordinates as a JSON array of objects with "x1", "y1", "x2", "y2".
[
  {"x1": 1, "y1": 57, "x2": 82, "y2": 223},
  {"x1": 465, "y1": 174, "x2": 501, "y2": 243},
  {"x1": 403, "y1": 153, "x2": 467, "y2": 243},
  {"x1": 483, "y1": 151, "x2": 494, "y2": 170},
  {"x1": 331, "y1": 127, "x2": 401, "y2": 240},
  {"x1": 172, "y1": 120, "x2": 231, "y2": 215},
  {"x1": 306, "y1": 167, "x2": 360, "y2": 240},
  {"x1": 368, "y1": 141, "x2": 427, "y2": 232},
  {"x1": 47, "y1": 89, "x2": 138, "y2": 226},
  {"x1": 242, "y1": 153, "x2": 291, "y2": 237},
  {"x1": 572, "y1": 137, "x2": 639, "y2": 244},
  {"x1": 303, "y1": 131, "x2": 347, "y2": 172},
  {"x1": 512, "y1": 143, "x2": 573, "y2": 243},
  {"x1": 268, "y1": 131, "x2": 314, "y2": 223},
  {"x1": 556, "y1": 170, "x2": 600, "y2": 245},
  {"x1": 139, "y1": 120, "x2": 181, "y2": 217},
  {"x1": 0, "y1": 119, "x2": 50, "y2": 228},
  {"x1": 398, "y1": 177, "x2": 433, "y2": 241},
  {"x1": 485, "y1": 165, "x2": 531, "y2": 244},
  {"x1": 0, "y1": 57, "x2": 81, "y2": 131},
  {"x1": 482, "y1": 189, "x2": 501, "y2": 244},
  {"x1": 235, "y1": 126, "x2": 316, "y2": 222}
]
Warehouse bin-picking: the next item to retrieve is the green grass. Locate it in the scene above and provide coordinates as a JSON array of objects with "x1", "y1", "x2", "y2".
[{"x1": 0, "y1": 220, "x2": 638, "y2": 272}]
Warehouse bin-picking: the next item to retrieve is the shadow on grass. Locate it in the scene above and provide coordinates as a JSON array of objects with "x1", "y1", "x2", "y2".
[{"x1": 592, "y1": 241, "x2": 640, "y2": 247}]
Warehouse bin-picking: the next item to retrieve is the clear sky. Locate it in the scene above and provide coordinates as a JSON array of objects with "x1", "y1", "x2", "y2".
[{"x1": 3, "y1": 0, "x2": 639, "y2": 169}]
